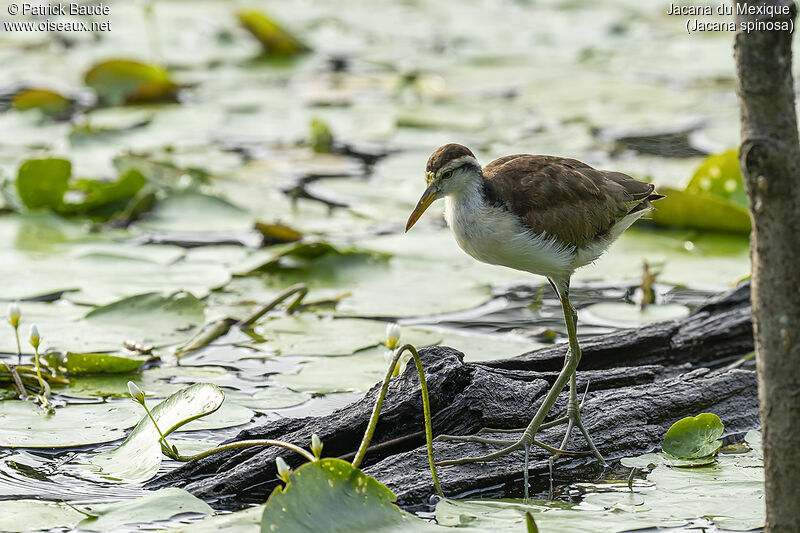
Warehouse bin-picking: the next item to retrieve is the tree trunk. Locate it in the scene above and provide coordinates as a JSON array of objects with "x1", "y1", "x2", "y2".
[{"x1": 734, "y1": 2, "x2": 800, "y2": 531}]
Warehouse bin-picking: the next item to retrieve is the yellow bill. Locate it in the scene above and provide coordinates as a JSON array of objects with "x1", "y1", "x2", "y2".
[{"x1": 405, "y1": 185, "x2": 439, "y2": 232}]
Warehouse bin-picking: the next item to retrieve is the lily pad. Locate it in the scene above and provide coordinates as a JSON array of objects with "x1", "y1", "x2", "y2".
[
  {"x1": 0, "y1": 500, "x2": 83, "y2": 533},
  {"x1": 662, "y1": 413, "x2": 725, "y2": 459},
  {"x1": 81, "y1": 383, "x2": 226, "y2": 483},
  {"x1": 620, "y1": 452, "x2": 716, "y2": 469},
  {"x1": 16, "y1": 158, "x2": 70, "y2": 210},
  {"x1": 238, "y1": 10, "x2": 310, "y2": 56},
  {"x1": 78, "y1": 488, "x2": 213, "y2": 531},
  {"x1": 648, "y1": 187, "x2": 751, "y2": 234},
  {"x1": 0, "y1": 401, "x2": 140, "y2": 448},
  {"x1": 582, "y1": 302, "x2": 690, "y2": 326},
  {"x1": 686, "y1": 150, "x2": 747, "y2": 209},
  {"x1": 11, "y1": 88, "x2": 72, "y2": 117},
  {"x1": 253, "y1": 315, "x2": 441, "y2": 357},
  {"x1": 42, "y1": 351, "x2": 149, "y2": 375},
  {"x1": 165, "y1": 505, "x2": 263, "y2": 533},
  {"x1": 745, "y1": 429, "x2": 762, "y2": 457},
  {"x1": 261, "y1": 458, "x2": 440, "y2": 532},
  {"x1": 435, "y1": 453, "x2": 764, "y2": 531},
  {"x1": 0, "y1": 489, "x2": 212, "y2": 533},
  {"x1": 85, "y1": 59, "x2": 179, "y2": 105}
]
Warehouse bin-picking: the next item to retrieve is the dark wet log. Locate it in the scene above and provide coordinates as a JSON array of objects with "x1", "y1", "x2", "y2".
[{"x1": 151, "y1": 281, "x2": 757, "y2": 510}]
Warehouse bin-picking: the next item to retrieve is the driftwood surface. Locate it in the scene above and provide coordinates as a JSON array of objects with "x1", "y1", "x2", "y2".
[{"x1": 152, "y1": 281, "x2": 758, "y2": 511}]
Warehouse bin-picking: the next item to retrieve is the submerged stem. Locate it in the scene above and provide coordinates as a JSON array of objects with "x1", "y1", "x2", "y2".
[{"x1": 351, "y1": 343, "x2": 442, "y2": 496}]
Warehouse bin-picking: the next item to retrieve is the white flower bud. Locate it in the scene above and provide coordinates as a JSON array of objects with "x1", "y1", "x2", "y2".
[
  {"x1": 8, "y1": 302, "x2": 20, "y2": 328},
  {"x1": 311, "y1": 434, "x2": 323, "y2": 458},
  {"x1": 28, "y1": 324, "x2": 40, "y2": 348},
  {"x1": 385, "y1": 323, "x2": 401, "y2": 350},
  {"x1": 127, "y1": 381, "x2": 145, "y2": 403},
  {"x1": 276, "y1": 457, "x2": 292, "y2": 482}
]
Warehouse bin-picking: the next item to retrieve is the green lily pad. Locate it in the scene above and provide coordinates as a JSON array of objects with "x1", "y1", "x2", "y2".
[
  {"x1": 745, "y1": 429, "x2": 762, "y2": 457},
  {"x1": 648, "y1": 187, "x2": 751, "y2": 234},
  {"x1": 0, "y1": 293, "x2": 208, "y2": 355},
  {"x1": 276, "y1": 349, "x2": 389, "y2": 394},
  {"x1": 62, "y1": 365, "x2": 231, "y2": 399},
  {"x1": 164, "y1": 505, "x2": 264, "y2": 533},
  {"x1": 253, "y1": 315, "x2": 440, "y2": 357},
  {"x1": 620, "y1": 452, "x2": 716, "y2": 469},
  {"x1": 261, "y1": 458, "x2": 440, "y2": 532},
  {"x1": 0, "y1": 401, "x2": 140, "y2": 448},
  {"x1": 85, "y1": 59, "x2": 179, "y2": 105},
  {"x1": 662, "y1": 413, "x2": 725, "y2": 459},
  {"x1": 81, "y1": 383, "x2": 226, "y2": 483},
  {"x1": 583, "y1": 302, "x2": 690, "y2": 326},
  {"x1": 435, "y1": 453, "x2": 764, "y2": 531},
  {"x1": 11, "y1": 88, "x2": 72, "y2": 116},
  {"x1": 238, "y1": 10, "x2": 310, "y2": 56},
  {"x1": 84, "y1": 291, "x2": 205, "y2": 346},
  {"x1": 42, "y1": 352, "x2": 149, "y2": 375},
  {"x1": 0, "y1": 500, "x2": 83, "y2": 533},
  {"x1": 59, "y1": 169, "x2": 147, "y2": 218},
  {"x1": 78, "y1": 488, "x2": 213, "y2": 531},
  {"x1": 686, "y1": 150, "x2": 747, "y2": 209},
  {"x1": 0, "y1": 489, "x2": 212, "y2": 532},
  {"x1": 16, "y1": 158, "x2": 70, "y2": 210}
]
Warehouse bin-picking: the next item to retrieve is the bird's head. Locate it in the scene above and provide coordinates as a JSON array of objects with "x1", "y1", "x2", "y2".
[{"x1": 405, "y1": 144, "x2": 481, "y2": 231}]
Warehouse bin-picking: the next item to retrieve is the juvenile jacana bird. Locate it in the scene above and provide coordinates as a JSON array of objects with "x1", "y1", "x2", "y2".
[{"x1": 405, "y1": 144, "x2": 664, "y2": 496}]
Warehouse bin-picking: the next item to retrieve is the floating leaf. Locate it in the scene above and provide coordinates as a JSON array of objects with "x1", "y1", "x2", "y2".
[
  {"x1": 0, "y1": 401, "x2": 140, "y2": 448},
  {"x1": 60, "y1": 169, "x2": 147, "y2": 218},
  {"x1": 648, "y1": 187, "x2": 751, "y2": 234},
  {"x1": 255, "y1": 221, "x2": 303, "y2": 245},
  {"x1": 11, "y1": 88, "x2": 72, "y2": 116},
  {"x1": 78, "y1": 488, "x2": 213, "y2": 531},
  {"x1": 164, "y1": 505, "x2": 263, "y2": 533},
  {"x1": 583, "y1": 302, "x2": 690, "y2": 326},
  {"x1": 744, "y1": 429, "x2": 762, "y2": 457},
  {"x1": 84, "y1": 291, "x2": 206, "y2": 349},
  {"x1": 42, "y1": 351, "x2": 149, "y2": 375},
  {"x1": 16, "y1": 158, "x2": 70, "y2": 210},
  {"x1": 261, "y1": 458, "x2": 440, "y2": 532},
  {"x1": 310, "y1": 118, "x2": 334, "y2": 153},
  {"x1": 238, "y1": 10, "x2": 310, "y2": 56},
  {"x1": 81, "y1": 383, "x2": 226, "y2": 483},
  {"x1": 253, "y1": 315, "x2": 440, "y2": 357},
  {"x1": 662, "y1": 413, "x2": 724, "y2": 459},
  {"x1": 0, "y1": 500, "x2": 83, "y2": 533},
  {"x1": 85, "y1": 59, "x2": 179, "y2": 105},
  {"x1": 620, "y1": 452, "x2": 715, "y2": 469},
  {"x1": 0, "y1": 489, "x2": 212, "y2": 532},
  {"x1": 686, "y1": 150, "x2": 747, "y2": 209}
]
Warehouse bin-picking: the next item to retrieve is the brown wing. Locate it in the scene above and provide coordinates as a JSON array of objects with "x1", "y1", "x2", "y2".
[{"x1": 482, "y1": 155, "x2": 660, "y2": 247}]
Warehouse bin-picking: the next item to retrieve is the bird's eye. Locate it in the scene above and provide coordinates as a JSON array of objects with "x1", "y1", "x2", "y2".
[{"x1": 442, "y1": 170, "x2": 453, "y2": 179}]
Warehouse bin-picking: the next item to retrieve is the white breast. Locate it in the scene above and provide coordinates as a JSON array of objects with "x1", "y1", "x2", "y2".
[{"x1": 444, "y1": 190, "x2": 576, "y2": 280}]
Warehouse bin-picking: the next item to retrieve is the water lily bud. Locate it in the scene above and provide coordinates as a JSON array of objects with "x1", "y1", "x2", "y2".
[
  {"x1": 127, "y1": 381, "x2": 145, "y2": 403},
  {"x1": 385, "y1": 322, "x2": 401, "y2": 350},
  {"x1": 28, "y1": 324, "x2": 40, "y2": 348},
  {"x1": 276, "y1": 457, "x2": 292, "y2": 482},
  {"x1": 8, "y1": 302, "x2": 20, "y2": 328},
  {"x1": 311, "y1": 434, "x2": 323, "y2": 458}
]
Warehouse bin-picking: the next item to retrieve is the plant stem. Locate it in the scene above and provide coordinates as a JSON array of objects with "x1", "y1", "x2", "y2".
[
  {"x1": 13, "y1": 326, "x2": 21, "y2": 365},
  {"x1": 238, "y1": 283, "x2": 308, "y2": 328},
  {"x1": 170, "y1": 439, "x2": 316, "y2": 463},
  {"x1": 351, "y1": 343, "x2": 442, "y2": 496},
  {"x1": 140, "y1": 400, "x2": 172, "y2": 453},
  {"x1": 32, "y1": 345, "x2": 46, "y2": 395}
]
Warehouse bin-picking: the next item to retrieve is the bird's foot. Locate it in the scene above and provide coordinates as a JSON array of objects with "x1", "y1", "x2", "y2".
[{"x1": 547, "y1": 383, "x2": 607, "y2": 497}]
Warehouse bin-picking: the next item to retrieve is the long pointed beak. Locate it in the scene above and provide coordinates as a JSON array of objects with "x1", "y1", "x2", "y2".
[{"x1": 405, "y1": 185, "x2": 439, "y2": 232}]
